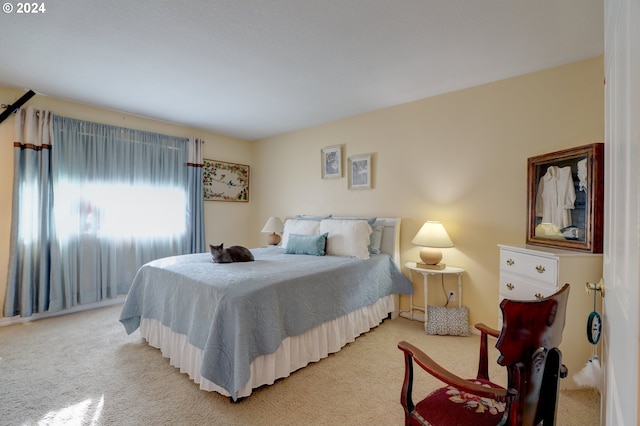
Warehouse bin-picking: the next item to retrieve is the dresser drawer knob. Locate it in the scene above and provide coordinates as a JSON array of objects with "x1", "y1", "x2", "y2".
[
  {"x1": 506, "y1": 258, "x2": 515, "y2": 266},
  {"x1": 506, "y1": 283, "x2": 514, "y2": 290},
  {"x1": 535, "y1": 293, "x2": 543, "y2": 299},
  {"x1": 535, "y1": 265, "x2": 546, "y2": 273}
]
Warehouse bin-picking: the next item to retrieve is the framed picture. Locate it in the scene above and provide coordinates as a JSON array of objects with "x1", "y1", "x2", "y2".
[
  {"x1": 321, "y1": 145, "x2": 342, "y2": 178},
  {"x1": 203, "y1": 159, "x2": 250, "y2": 202},
  {"x1": 526, "y1": 143, "x2": 604, "y2": 253},
  {"x1": 348, "y1": 153, "x2": 372, "y2": 190}
]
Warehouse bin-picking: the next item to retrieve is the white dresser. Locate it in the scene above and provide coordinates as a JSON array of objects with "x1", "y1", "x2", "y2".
[{"x1": 498, "y1": 244, "x2": 603, "y2": 390}]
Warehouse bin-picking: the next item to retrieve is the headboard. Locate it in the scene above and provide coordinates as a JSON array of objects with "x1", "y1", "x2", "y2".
[{"x1": 378, "y1": 218, "x2": 401, "y2": 267}]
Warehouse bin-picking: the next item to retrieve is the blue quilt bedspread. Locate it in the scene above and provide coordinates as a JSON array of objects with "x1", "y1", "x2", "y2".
[{"x1": 119, "y1": 247, "x2": 413, "y2": 398}]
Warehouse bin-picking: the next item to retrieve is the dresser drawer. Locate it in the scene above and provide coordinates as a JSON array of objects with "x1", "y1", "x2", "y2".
[
  {"x1": 500, "y1": 249, "x2": 557, "y2": 286},
  {"x1": 499, "y1": 273, "x2": 557, "y2": 300},
  {"x1": 497, "y1": 275, "x2": 556, "y2": 330}
]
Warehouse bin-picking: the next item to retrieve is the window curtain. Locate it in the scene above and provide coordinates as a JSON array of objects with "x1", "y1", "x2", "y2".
[
  {"x1": 4, "y1": 111, "x2": 206, "y2": 317},
  {"x1": 186, "y1": 137, "x2": 205, "y2": 253},
  {"x1": 4, "y1": 107, "x2": 54, "y2": 317}
]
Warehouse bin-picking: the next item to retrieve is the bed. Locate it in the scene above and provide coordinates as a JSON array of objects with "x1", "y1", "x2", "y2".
[{"x1": 119, "y1": 217, "x2": 413, "y2": 400}]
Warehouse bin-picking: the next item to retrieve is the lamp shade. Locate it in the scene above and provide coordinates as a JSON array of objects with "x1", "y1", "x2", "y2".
[
  {"x1": 411, "y1": 221, "x2": 453, "y2": 267},
  {"x1": 261, "y1": 216, "x2": 284, "y2": 234},
  {"x1": 262, "y1": 216, "x2": 284, "y2": 245},
  {"x1": 411, "y1": 221, "x2": 453, "y2": 248}
]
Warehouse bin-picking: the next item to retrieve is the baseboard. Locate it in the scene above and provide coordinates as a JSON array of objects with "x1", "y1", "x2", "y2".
[{"x1": 0, "y1": 297, "x2": 126, "y2": 327}]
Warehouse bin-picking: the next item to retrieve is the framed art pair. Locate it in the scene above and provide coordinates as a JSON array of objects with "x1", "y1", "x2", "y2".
[{"x1": 321, "y1": 144, "x2": 372, "y2": 190}]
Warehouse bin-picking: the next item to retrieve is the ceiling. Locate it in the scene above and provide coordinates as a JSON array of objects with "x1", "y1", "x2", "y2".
[{"x1": 1, "y1": 1, "x2": 603, "y2": 141}]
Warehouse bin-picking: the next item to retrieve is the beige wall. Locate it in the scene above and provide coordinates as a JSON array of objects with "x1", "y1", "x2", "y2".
[
  {"x1": 0, "y1": 56, "x2": 603, "y2": 326},
  {"x1": 0, "y1": 87, "x2": 253, "y2": 308},
  {"x1": 250, "y1": 56, "x2": 604, "y2": 327}
]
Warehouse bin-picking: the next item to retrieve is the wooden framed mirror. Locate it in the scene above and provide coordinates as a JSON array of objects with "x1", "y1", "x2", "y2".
[{"x1": 526, "y1": 143, "x2": 604, "y2": 253}]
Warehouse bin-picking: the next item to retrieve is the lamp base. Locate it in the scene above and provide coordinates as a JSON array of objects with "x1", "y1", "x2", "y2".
[
  {"x1": 419, "y1": 247, "x2": 443, "y2": 265},
  {"x1": 415, "y1": 262, "x2": 446, "y2": 270},
  {"x1": 266, "y1": 233, "x2": 281, "y2": 246}
]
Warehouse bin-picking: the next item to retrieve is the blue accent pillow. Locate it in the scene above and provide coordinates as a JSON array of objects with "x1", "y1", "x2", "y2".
[{"x1": 285, "y1": 233, "x2": 329, "y2": 256}]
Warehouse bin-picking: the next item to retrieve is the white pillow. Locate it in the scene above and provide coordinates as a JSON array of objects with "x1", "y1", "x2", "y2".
[
  {"x1": 319, "y1": 219, "x2": 372, "y2": 259},
  {"x1": 281, "y1": 219, "x2": 321, "y2": 247}
]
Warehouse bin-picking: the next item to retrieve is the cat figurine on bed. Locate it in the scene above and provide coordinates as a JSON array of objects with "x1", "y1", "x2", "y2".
[{"x1": 209, "y1": 243, "x2": 255, "y2": 263}]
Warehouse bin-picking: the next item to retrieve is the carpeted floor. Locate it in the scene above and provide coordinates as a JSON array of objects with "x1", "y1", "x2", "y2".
[{"x1": 0, "y1": 304, "x2": 601, "y2": 425}]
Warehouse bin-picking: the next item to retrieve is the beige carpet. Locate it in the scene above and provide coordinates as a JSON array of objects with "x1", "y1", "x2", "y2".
[{"x1": 0, "y1": 304, "x2": 600, "y2": 425}]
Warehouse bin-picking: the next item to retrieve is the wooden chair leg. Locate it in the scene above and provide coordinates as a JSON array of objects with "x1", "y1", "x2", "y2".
[
  {"x1": 477, "y1": 329, "x2": 490, "y2": 380},
  {"x1": 475, "y1": 323, "x2": 499, "y2": 381}
]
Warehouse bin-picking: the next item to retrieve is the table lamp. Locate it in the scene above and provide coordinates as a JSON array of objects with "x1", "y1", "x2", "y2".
[
  {"x1": 262, "y1": 216, "x2": 284, "y2": 245},
  {"x1": 411, "y1": 221, "x2": 453, "y2": 270}
]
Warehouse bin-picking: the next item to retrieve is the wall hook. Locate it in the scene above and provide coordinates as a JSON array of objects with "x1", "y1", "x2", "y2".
[{"x1": 585, "y1": 278, "x2": 605, "y2": 298}]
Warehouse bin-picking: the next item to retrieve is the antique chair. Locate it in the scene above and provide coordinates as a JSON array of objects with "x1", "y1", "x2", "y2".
[{"x1": 398, "y1": 283, "x2": 570, "y2": 426}]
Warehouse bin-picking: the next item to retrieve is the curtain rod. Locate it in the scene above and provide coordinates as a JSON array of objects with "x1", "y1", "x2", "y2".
[{"x1": 0, "y1": 90, "x2": 36, "y2": 125}]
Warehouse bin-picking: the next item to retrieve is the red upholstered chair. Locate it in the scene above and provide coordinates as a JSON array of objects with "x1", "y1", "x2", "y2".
[{"x1": 398, "y1": 283, "x2": 570, "y2": 426}]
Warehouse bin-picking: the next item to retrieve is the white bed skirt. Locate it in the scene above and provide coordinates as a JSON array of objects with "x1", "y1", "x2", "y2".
[{"x1": 139, "y1": 295, "x2": 395, "y2": 399}]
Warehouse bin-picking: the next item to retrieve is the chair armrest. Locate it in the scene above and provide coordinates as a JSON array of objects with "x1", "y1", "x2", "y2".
[
  {"x1": 398, "y1": 341, "x2": 515, "y2": 403},
  {"x1": 475, "y1": 322, "x2": 500, "y2": 338},
  {"x1": 475, "y1": 322, "x2": 500, "y2": 380}
]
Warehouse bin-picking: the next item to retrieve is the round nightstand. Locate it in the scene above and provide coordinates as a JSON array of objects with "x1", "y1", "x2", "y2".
[{"x1": 404, "y1": 262, "x2": 465, "y2": 330}]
